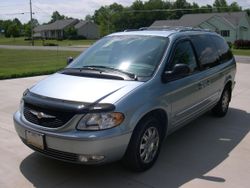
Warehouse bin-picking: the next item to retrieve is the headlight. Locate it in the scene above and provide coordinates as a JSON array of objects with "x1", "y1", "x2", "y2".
[{"x1": 77, "y1": 112, "x2": 124, "y2": 130}]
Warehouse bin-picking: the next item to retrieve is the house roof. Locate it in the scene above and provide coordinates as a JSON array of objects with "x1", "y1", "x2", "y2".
[
  {"x1": 150, "y1": 12, "x2": 247, "y2": 28},
  {"x1": 34, "y1": 19, "x2": 78, "y2": 32},
  {"x1": 74, "y1": 21, "x2": 87, "y2": 29}
]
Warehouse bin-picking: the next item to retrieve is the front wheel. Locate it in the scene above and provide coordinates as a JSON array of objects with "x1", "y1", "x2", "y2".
[
  {"x1": 122, "y1": 116, "x2": 163, "y2": 172},
  {"x1": 212, "y1": 87, "x2": 231, "y2": 117}
]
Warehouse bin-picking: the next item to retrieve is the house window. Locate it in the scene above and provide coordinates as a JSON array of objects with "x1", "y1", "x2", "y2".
[{"x1": 220, "y1": 30, "x2": 230, "y2": 37}]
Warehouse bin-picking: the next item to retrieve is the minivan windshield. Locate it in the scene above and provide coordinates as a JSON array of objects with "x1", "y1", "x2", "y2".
[{"x1": 67, "y1": 35, "x2": 169, "y2": 78}]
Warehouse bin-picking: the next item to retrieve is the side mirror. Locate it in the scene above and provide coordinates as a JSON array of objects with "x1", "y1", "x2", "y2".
[
  {"x1": 162, "y1": 64, "x2": 190, "y2": 82},
  {"x1": 67, "y1": 57, "x2": 74, "y2": 65}
]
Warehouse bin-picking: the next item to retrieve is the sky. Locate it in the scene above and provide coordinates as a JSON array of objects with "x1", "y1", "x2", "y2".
[{"x1": 0, "y1": 0, "x2": 250, "y2": 24}]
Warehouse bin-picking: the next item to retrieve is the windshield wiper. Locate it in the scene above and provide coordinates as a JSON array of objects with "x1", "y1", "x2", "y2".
[
  {"x1": 61, "y1": 68, "x2": 125, "y2": 80},
  {"x1": 81, "y1": 65, "x2": 138, "y2": 80}
]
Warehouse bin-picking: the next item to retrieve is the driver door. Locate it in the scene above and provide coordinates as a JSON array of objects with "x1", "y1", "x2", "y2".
[{"x1": 163, "y1": 39, "x2": 204, "y2": 127}]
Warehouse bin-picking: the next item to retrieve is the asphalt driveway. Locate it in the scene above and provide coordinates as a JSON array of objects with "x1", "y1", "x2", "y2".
[{"x1": 0, "y1": 63, "x2": 250, "y2": 188}]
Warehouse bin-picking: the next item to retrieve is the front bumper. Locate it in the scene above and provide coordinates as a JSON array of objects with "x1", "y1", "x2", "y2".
[{"x1": 13, "y1": 111, "x2": 131, "y2": 164}]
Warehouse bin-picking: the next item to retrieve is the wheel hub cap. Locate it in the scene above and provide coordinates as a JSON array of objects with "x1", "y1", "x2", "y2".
[
  {"x1": 222, "y1": 91, "x2": 229, "y2": 111},
  {"x1": 139, "y1": 127, "x2": 159, "y2": 164}
]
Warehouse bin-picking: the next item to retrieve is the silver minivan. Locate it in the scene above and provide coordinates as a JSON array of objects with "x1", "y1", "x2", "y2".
[{"x1": 14, "y1": 28, "x2": 236, "y2": 171}]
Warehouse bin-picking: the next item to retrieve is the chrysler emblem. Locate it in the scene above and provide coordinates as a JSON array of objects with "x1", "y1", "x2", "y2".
[{"x1": 29, "y1": 110, "x2": 56, "y2": 119}]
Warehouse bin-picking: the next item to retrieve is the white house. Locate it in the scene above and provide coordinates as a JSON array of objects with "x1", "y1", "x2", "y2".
[
  {"x1": 34, "y1": 19, "x2": 100, "y2": 39},
  {"x1": 150, "y1": 12, "x2": 250, "y2": 43}
]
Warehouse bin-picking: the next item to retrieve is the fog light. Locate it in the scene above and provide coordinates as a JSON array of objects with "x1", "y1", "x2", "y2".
[
  {"x1": 78, "y1": 154, "x2": 105, "y2": 162},
  {"x1": 91, "y1": 155, "x2": 105, "y2": 161},
  {"x1": 79, "y1": 155, "x2": 89, "y2": 162}
]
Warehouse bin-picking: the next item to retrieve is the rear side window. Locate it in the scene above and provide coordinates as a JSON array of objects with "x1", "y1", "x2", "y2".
[
  {"x1": 191, "y1": 35, "x2": 219, "y2": 68},
  {"x1": 211, "y1": 36, "x2": 233, "y2": 63}
]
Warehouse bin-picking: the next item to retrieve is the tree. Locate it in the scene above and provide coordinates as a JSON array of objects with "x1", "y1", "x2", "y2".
[
  {"x1": 229, "y1": 2, "x2": 242, "y2": 12},
  {"x1": 49, "y1": 11, "x2": 66, "y2": 23},
  {"x1": 141, "y1": 0, "x2": 171, "y2": 27},
  {"x1": 85, "y1": 14, "x2": 93, "y2": 21},
  {"x1": 200, "y1": 5, "x2": 213, "y2": 13},
  {"x1": 245, "y1": 9, "x2": 250, "y2": 16},
  {"x1": 1, "y1": 19, "x2": 21, "y2": 38},
  {"x1": 13, "y1": 18, "x2": 22, "y2": 28},
  {"x1": 213, "y1": 0, "x2": 228, "y2": 12},
  {"x1": 0, "y1": 20, "x2": 4, "y2": 35},
  {"x1": 83, "y1": 0, "x2": 249, "y2": 37},
  {"x1": 3, "y1": 20, "x2": 12, "y2": 37},
  {"x1": 93, "y1": 5, "x2": 117, "y2": 36},
  {"x1": 23, "y1": 23, "x2": 30, "y2": 37},
  {"x1": 31, "y1": 18, "x2": 39, "y2": 27},
  {"x1": 64, "y1": 26, "x2": 77, "y2": 39},
  {"x1": 6, "y1": 23, "x2": 20, "y2": 39},
  {"x1": 191, "y1": 2, "x2": 200, "y2": 13},
  {"x1": 171, "y1": 0, "x2": 192, "y2": 19},
  {"x1": 23, "y1": 19, "x2": 39, "y2": 37}
]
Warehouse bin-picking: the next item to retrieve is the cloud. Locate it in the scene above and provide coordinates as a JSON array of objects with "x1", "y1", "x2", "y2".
[
  {"x1": 1, "y1": 0, "x2": 250, "y2": 24},
  {"x1": 30, "y1": 0, "x2": 138, "y2": 23},
  {"x1": 0, "y1": 0, "x2": 137, "y2": 23}
]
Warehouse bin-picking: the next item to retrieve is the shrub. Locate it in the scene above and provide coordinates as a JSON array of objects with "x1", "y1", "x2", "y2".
[
  {"x1": 67, "y1": 35, "x2": 87, "y2": 40},
  {"x1": 234, "y1": 40, "x2": 250, "y2": 49},
  {"x1": 43, "y1": 43, "x2": 58, "y2": 46},
  {"x1": 227, "y1": 42, "x2": 232, "y2": 49}
]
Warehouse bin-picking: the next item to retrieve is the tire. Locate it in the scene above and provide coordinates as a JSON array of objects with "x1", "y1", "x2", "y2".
[
  {"x1": 212, "y1": 87, "x2": 231, "y2": 117},
  {"x1": 122, "y1": 116, "x2": 163, "y2": 172}
]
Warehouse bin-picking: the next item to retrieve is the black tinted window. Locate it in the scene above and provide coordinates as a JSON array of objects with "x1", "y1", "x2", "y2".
[
  {"x1": 212, "y1": 36, "x2": 233, "y2": 63},
  {"x1": 191, "y1": 35, "x2": 219, "y2": 68},
  {"x1": 171, "y1": 41, "x2": 197, "y2": 73}
]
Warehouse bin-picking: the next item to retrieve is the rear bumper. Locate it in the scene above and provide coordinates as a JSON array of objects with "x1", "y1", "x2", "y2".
[{"x1": 13, "y1": 111, "x2": 131, "y2": 164}]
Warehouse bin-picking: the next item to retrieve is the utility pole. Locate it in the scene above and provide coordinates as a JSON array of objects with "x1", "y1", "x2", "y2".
[{"x1": 29, "y1": 0, "x2": 34, "y2": 46}]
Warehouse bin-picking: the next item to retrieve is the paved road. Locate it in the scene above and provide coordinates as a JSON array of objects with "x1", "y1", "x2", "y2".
[
  {"x1": 0, "y1": 44, "x2": 249, "y2": 64},
  {"x1": 0, "y1": 45, "x2": 86, "y2": 52},
  {"x1": 0, "y1": 63, "x2": 250, "y2": 188},
  {"x1": 235, "y1": 55, "x2": 250, "y2": 64}
]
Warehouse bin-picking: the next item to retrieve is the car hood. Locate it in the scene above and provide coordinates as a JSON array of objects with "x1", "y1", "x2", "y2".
[{"x1": 30, "y1": 73, "x2": 143, "y2": 104}]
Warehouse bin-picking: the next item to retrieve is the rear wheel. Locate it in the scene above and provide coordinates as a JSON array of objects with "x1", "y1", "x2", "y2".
[
  {"x1": 212, "y1": 87, "x2": 231, "y2": 117},
  {"x1": 122, "y1": 116, "x2": 163, "y2": 172}
]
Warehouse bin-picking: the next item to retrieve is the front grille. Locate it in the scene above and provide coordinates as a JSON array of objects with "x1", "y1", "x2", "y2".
[
  {"x1": 22, "y1": 138, "x2": 79, "y2": 162},
  {"x1": 23, "y1": 102, "x2": 75, "y2": 128}
]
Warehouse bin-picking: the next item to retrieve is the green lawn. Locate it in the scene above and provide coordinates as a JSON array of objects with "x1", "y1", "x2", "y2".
[
  {"x1": 0, "y1": 46, "x2": 249, "y2": 80},
  {"x1": 0, "y1": 37, "x2": 96, "y2": 46},
  {"x1": 0, "y1": 49, "x2": 81, "y2": 79},
  {"x1": 232, "y1": 49, "x2": 250, "y2": 56}
]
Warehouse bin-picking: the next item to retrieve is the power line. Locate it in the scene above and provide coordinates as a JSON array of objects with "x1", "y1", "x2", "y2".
[
  {"x1": 122, "y1": 6, "x2": 243, "y2": 13},
  {"x1": 33, "y1": 4, "x2": 51, "y2": 16},
  {"x1": 0, "y1": 12, "x2": 33, "y2": 16}
]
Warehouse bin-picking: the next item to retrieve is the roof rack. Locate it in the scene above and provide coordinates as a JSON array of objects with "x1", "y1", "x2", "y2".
[
  {"x1": 124, "y1": 26, "x2": 212, "y2": 32},
  {"x1": 124, "y1": 27, "x2": 148, "y2": 32},
  {"x1": 147, "y1": 26, "x2": 212, "y2": 32}
]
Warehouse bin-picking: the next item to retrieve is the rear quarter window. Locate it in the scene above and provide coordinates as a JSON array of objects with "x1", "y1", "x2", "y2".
[
  {"x1": 211, "y1": 35, "x2": 233, "y2": 63},
  {"x1": 191, "y1": 35, "x2": 220, "y2": 69}
]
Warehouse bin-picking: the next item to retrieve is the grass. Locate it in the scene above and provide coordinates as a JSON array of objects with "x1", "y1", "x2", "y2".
[
  {"x1": 0, "y1": 49, "x2": 81, "y2": 79},
  {"x1": 1, "y1": 37, "x2": 250, "y2": 56},
  {"x1": 0, "y1": 44, "x2": 249, "y2": 80},
  {"x1": 231, "y1": 49, "x2": 250, "y2": 56},
  {"x1": 0, "y1": 36, "x2": 96, "y2": 46}
]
